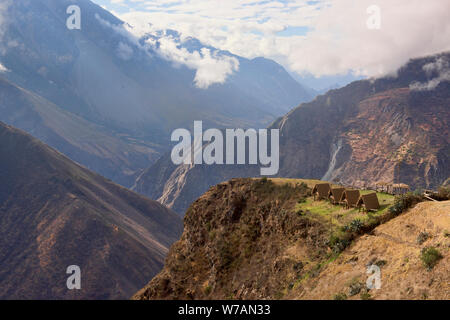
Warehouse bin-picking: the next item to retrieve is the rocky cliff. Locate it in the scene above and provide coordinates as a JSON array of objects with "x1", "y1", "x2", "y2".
[{"x1": 133, "y1": 178, "x2": 449, "y2": 300}]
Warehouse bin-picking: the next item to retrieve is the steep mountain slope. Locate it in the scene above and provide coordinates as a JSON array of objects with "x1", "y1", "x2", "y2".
[
  {"x1": 133, "y1": 178, "x2": 449, "y2": 300},
  {"x1": 0, "y1": 122, "x2": 182, "y2": 299},
  {"x1": 0, "y1": 0, "x2": 312, "y2": 143},
  {"x1": 134, "y1": 52, "x2": 450, "y2": 215},
  {"x1": 291, "y1": 200, "x2": 449, "y2": 300},
  {"x1": 0, "y1": 76, "x2": 160, "y2": 186}
]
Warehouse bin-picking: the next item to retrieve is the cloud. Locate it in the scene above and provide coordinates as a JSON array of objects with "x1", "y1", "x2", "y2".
[
  {"x1": 113, "y1": 0, "x2": 450, "y2": 78},
  {"x1": 116, "y1": 41, "x2": 134, "y2": 60},
  {"x1": 95, "y1": 12, "x2": 239, "y2": 88},
  {"x1": 0, "y1": 62, "x2": 9, "y2": 72},
  {"x1": 410, "y1": 56, "x2": 450, "y2": 91},
  {"x1": 0, "y1": 0, "x2": 11, "y2": 54},
  {"x1": 155, "y1": 36, "x2": 239, "y2": 88}
]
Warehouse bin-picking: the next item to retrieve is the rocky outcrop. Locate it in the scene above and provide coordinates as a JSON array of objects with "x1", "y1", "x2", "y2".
[{"x1": 133, "y1": 178, "x2": 327, "y2": 300}]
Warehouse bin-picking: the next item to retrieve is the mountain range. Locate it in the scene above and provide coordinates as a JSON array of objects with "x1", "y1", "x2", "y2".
[
  {"x1": 0, "y1": 0, "x2": 313, "y2": 186},
  {"x1": 134, "y1": 52, "x2": 450, "y2": 215},
  {"x1": 0, "y1": 0, "x2": 449, "y2": 301}
]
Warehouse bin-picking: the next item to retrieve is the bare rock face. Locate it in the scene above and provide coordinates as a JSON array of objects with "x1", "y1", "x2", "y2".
[
  {"x1": 135, "y1": 52, "x2": 450, "y2": 215},
  {"x1": 133, "y1": 179, "x2": 330, "y2": 300},
  {"x1": 0, "y1": 122, "x2": 183, "y2": 299}
]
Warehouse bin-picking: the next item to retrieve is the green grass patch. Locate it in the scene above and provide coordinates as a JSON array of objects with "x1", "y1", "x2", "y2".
[{"x1": 420, "y1": 247, "x2": 443, "y2": 270}]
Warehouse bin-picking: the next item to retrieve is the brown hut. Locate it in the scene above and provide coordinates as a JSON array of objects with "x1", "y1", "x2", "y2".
[
  {"x1": 340, "y1": 189, "x2": 360, "y2": 209},
  {"x1": 312, "y1": 183, "x2": 331, "y2": 200},
  {"x1": 328, "y1": 187, "x2": 345, "y2": 205},
  {"x1": 357, "y1": 193, "x2": 380, "y2": 212}
]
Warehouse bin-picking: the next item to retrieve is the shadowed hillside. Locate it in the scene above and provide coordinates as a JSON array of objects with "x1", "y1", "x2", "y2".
[
  {"x1": 0, "y1": 76, "x2": 161, "y2": 186},
  {"x1": 0, "y1": 122, "x2": 182, "y2": 299}
]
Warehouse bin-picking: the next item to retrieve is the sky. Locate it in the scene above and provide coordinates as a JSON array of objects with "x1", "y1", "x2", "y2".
[{"x1": 92, "y1": 0, "x2": 450, "y2": 89}]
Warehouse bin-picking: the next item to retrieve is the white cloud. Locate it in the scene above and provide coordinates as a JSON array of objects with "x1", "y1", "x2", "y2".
[
  {"x1": 112, "y1": 0, "x2": 450, "y2": 78},
  {"x1": 116, "y1": 41, "x2": 134, "y2": 60},
  {"x1": 0, "y1": 62, "x2": 9, "y2": 73},
  {"x1": 155, "y1": 36, "x2": 239, "y2": 88},
  {"x1": 0, "y1": 0, "x2": 11, "y2": 54},
  {"x1": 95, "y1": 12, "x2": 239, "y2": 88},
  {"x1": 410, "y1": 56, "x2": 450, "y2": 91}
]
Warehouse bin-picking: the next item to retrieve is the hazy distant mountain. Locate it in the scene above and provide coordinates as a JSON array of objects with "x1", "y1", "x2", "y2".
[
  {"x1": 134, "y1": 52, "x2": 450, "y2": 215},
  {"x1": 0, "y1": 122, "x2": 182, "y2": 299},
  {"x1": 0, "y1": 76, "x2": 161, "y2": 186},
  {"x1": 0, "y1": 0, "x2": 313, "y2": 177}
]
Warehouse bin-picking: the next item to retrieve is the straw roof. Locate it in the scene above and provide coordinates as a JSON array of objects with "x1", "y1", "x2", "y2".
[
  {"x1": 340, "y1": 190, "x2": 360, "y2": 207},
  {"x1": 392, "y1": 183, "x2": 410, "y2": 189},
  {"x1": 328, "y1": 187, "x2": 345, "y2": 204},
  {"x1": 357, "y1": 193, "x2": 380, "y2": 211},
  {"x1": 312, "y1": 183, "x2": 331, "y2": 199}
]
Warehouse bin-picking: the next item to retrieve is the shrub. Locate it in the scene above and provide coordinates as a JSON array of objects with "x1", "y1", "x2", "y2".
[
  {"x1": 204, "y1": 285, "x2": 212, "y2": 295},
  {"x1": 328, "y1": 234, "x2": 351, "y2": 253},
  {"x1": 218, "y1": 241, "x2": 234, "y2": 269},
  {"x1": 333, "y1": 293, "x2": 347, "y2": 300},
  {"x1": 343, "y1": 219, "x2": 363, "y2": 233},
  {"x1": 420, "y1": 247, "x2": 443, "y2": 270},
  {"x1": 437, "y1": 187, "x2": 450, "y2": 200},
  {"x1": 416, "y1": 231, "x2": 431, "y2": 245},
  {"x1": 348, "y1": 280, "x2": 363, "y2": 296},
  {"x1": 389, "y1": 193, "x2": 424, "y2": 216},
  {"x1": 375, "y1": 259, "x2": 387, "y2": 267},
  {"x1": 360, "y1": 292, "x2": 372, "y2": 300}
]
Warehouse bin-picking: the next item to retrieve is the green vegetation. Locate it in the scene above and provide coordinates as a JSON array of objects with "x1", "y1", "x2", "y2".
[
  {"x1": 333, "y1": 293, "x2": 348, "y2": 300},
  {"x1": 204, "y1": 285, "x2": 212, "y2": 296},
  {"x1": 389, "y1": 193, "x2": 424, "y2": 216},
  {"x1": 360, "y1": 292, "x2": 372, "y2": 300},
  {"x1": 294, "y1": 192, "x2": 394, "y2": 229},
  {"x1": 420, "y1": 247, "x2": 443, "y2": 270},
  {"x1": 343, "y1": 219, "x2": 364, "y2": 233},
  {"x1": 284, "y1": 181, "x2": 402, "y2": 256},
  {"x1": 416, "y1": 232, "x2": 431, "y2": 245},
  {"x1": 375, "y1": 259, "x2": 387, "y2": 267},
  {"x1": 347, "y1": 278, "x2": 364, "y2": 296}
]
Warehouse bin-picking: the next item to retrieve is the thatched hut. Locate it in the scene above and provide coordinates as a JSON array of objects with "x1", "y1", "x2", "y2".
[
  {"x1": 340, "y1": 189, "x2": 360, "y2": 209},
  {"x1": 390, "y1": 183, "x2": 410, "y2": 195},
  {"x1": 312, "y1": 183, "x2": 331, "y2": 201},
  {"x1": 328, "y1": 187, "x2": 345, "y2": 205},
  {"x1": 357, "y1": 193, "x2": 380, "y2": 212},
  {"x1": 375, "y1": 181, "x2": 389, "y2": 193}
]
